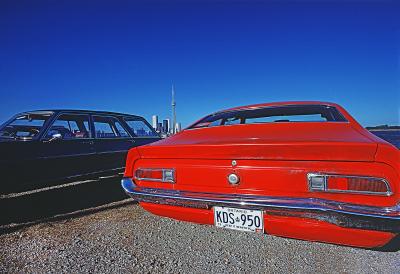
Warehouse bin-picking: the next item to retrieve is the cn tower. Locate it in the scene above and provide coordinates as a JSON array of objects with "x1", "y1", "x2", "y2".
[{"x1": 171, "y1": 84, "x2": 176, "y2": 134}]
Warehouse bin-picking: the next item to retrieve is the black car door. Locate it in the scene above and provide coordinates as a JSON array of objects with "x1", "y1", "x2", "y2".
[
  {"x1": 39, "y1": 113, "x2": 96, "y2": 185},
  {"x1": 92, "y1": 115, "x2": 135, "y2": 173},
  {"x1": 0, "y1": 111, "x2": 54, "y2": 193}
]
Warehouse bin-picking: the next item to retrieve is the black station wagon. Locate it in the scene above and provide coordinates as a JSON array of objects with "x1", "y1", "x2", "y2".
[{"x1": 0, "y1": 110, "x2": 160, "y2": 194}]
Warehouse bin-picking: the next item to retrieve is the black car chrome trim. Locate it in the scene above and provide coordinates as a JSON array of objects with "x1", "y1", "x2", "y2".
[
  {"x1": 121, "y1": 178, "x2": 400, "y2": 233},
  {"x1": 96, "y1": 150, "x2": 130, "y2": 155},
  {"x1": 37, "y1": 152, "x2": 98, "y2": 159}
]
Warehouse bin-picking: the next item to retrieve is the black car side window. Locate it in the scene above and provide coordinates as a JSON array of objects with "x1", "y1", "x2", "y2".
[
  {"x1": 124, "y1": 119, "x2": 158, "y2": 137},
  {"x1": 46, "y1": 114, "x2": 91, "y2": 139},
  {"x1": 114, "y1": 121, "x2": 130, "y2": 137},
  {"x1": 93, "y1": 116, "x2": 131, "y2": 139}
]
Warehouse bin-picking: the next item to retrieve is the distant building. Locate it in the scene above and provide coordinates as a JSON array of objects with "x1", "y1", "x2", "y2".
[
  {"x1": 136, "y1": 128, "x2": 147, "y2": 136},
  {"x1": 157, "y1": 122, "x2": 162, "y2": 133},
  {"x1": 152, "y1": 115, "x2": 158, "y2": 130},
  {"x1": 162, "y1": 119, "x2": 169, "y2": 134},
  {"x1": 172, "y1": 84, "x2": 176, "y2": 134},
  {"x1": 175, "y1": 122, "x2": 182, "y2": 133},
  {"x1": 166, "y1": 118, "x2": 171, "y2": 134}
]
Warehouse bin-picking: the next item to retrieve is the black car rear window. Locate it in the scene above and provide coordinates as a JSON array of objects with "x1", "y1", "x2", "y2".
[{"x1": 190, "y1": 105, "x2": 347, "y2": 129}]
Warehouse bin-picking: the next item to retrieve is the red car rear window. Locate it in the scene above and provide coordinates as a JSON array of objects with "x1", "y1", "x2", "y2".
[{"x1": 190, "y1": 104, "x2": 347, "y2": 129}]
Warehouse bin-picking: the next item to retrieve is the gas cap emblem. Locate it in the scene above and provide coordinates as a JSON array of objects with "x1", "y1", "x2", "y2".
[{"x1": 227, "y1": 173, "x2": 240, "y2": 185}]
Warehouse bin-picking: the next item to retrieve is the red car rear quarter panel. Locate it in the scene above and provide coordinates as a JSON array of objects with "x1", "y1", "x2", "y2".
[{"x1": 375, "y1": 143, "x2": 400, "y2": 177}]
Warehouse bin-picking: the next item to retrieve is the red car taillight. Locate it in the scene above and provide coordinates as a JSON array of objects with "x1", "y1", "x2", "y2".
[
  {"x1": 135, "y1": 168, "x2": 175, "y2": 183},
  {"x1": 308, "y1": 173, "x2": 392, "y2": 196}
]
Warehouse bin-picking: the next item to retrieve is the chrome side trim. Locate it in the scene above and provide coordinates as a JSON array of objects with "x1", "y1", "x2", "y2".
[
  {"x1": 121, "y1": 178, "x2": 400, "y2": 233},
  {"x1": 96, "y1": 150, "x2": 130, "y2": 155}
]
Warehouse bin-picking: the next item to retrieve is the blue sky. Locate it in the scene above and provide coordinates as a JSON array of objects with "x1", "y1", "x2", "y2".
[{"x1": 0, "y1": 0, "x2": 399, "y2": 127}]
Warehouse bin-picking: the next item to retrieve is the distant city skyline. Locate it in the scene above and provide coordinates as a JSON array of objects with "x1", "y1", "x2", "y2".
[
  {"x1": 0, "y1": 1, "x2": 398, "y2": 127},
  {"x1": 150, "y1": 85, "x2": 182, "y2": 136},
  {"x1": 152, "y1": 114, "x2": 182, "y2": 136}
]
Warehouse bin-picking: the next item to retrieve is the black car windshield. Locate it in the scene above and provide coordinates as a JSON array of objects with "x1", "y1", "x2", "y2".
[
  {"x1": 190, "y1": 104, "x2": 347, "y2": 129},
  {"x1": 0, "y1": 112, "x2": 54, "y2": 139}
]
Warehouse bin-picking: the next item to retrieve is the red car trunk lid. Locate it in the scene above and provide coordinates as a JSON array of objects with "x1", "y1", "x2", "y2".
[{"x1": 138, "y1": 123, "x2": 377, "y2": 162}]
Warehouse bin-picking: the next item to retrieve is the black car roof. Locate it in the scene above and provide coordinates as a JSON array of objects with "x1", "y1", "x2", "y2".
[{"x1": 20, "y1": 109, "x2": 143, "y2": 118}]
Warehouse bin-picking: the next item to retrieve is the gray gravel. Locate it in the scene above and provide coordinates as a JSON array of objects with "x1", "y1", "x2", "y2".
[{"x1": 1, "y1": 201, "x2": 400, "y2": 273}]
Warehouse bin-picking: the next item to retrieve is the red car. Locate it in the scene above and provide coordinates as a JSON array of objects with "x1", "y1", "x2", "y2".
[{"x1": 122, "y1": 102, "x2": 399, "y2": 249}]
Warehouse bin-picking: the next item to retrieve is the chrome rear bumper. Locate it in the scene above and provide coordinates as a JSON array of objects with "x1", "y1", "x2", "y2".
[{"x1": 121, "y1": 178, "x2": 400, "y2": 233}]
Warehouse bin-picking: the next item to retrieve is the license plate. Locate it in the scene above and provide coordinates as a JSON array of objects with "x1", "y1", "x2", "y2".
[{"x1": 214, "y1": 206, "x2": 264, "y2": 233}]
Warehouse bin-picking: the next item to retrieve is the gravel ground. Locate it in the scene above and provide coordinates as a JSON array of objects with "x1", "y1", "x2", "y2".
[{"x1": 1, "y1": 201, "x2": 400, "y2": 274}]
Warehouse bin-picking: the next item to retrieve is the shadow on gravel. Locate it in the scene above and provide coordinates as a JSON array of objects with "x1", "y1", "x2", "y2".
[{"x1": 0, "y1": 176, "x2": 133, "y2": 235}]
